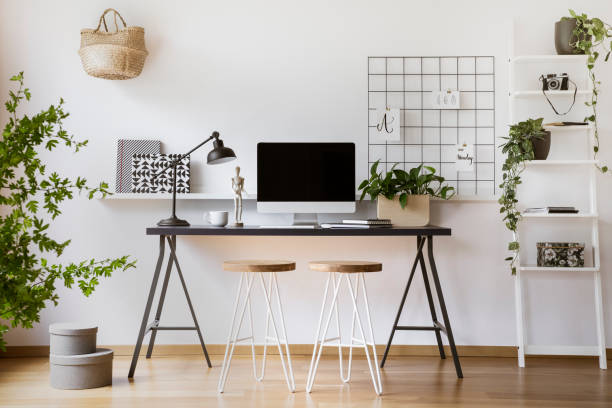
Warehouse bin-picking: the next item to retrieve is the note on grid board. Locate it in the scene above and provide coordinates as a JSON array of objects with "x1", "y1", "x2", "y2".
[{"x1": 367, "y1": 56, "x2": 496, "y2": 198}]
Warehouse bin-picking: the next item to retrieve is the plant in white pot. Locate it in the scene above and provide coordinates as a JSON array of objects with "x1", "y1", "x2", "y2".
[{"x1": 358, "y1": 161, "x2": 455, "y2": 226}]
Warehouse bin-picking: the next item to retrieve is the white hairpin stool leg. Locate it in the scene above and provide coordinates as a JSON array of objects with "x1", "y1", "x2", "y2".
[
  {"x1": 271, "y1": 272, "x2": 295, "y2": 391},
  {"x1": 257, "y1": 272, "x2": 295, "y2": 392},
  {"x1": 306, "y1": 272, "x2": 343, "y2": 393},
  {"x1": 248, "y1": 275, "x2": 258, "y2": 380},
  {"x1": 218, "y1": 272, "x2": 255, "y2": 393},
  {"x1": 360, "y1": 273, "x2": 383, "y2": 394},
  {"x1": 341, "y1": 274, "x2": 359, "y2": 383},
  {"x1": 306, "y1": 272, "x2": 332, "y2": 392},
  {"x1": 254, "y1": 272, "x2": 272, "y2": 382},
  {"x1": 334, "y1": 273, "x2": 346, "y2": 383},
  {"x1": 346, "y1": 273, "x2": 382, "y2": 395}
]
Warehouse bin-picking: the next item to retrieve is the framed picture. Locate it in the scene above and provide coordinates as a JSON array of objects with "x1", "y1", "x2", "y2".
[
  {"x1": 115, "y1": 139, "x2": 161, "y2": 193},
  {"x1": 131, "y1": 154, "x2": 190, "y2": 193}
]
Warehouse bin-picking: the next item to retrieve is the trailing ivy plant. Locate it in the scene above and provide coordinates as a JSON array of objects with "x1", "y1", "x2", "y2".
[
  {"x1": 358, "y1": 161, "x2": 454, "y2": 207},
  {"x1": 499, "y1": 118, "x2": 547, "y2": 274},
  {"x1": 0, "y1": 73, "x2": 135, "y2": 351},
  {"x1": 563, "y1": 9, "x2": 612, "y2": 173}
]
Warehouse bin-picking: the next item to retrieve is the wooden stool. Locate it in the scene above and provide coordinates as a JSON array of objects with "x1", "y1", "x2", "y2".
[
  {"x1": 306, "y1": 261, "x2": 383, "y2": 395},
  {"x1": 218, "y1": 260, "x2": 296, "y2": 393}
]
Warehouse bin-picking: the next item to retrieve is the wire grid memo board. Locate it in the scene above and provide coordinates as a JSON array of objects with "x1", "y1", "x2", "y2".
[{"x1": 368, "y1": 56, "x2": 496, "y2": 197}]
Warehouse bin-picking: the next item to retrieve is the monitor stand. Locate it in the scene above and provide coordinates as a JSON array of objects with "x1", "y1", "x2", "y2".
[
  {"x1": 292, "y1": 213, "x2": 319, "y2": 227},
  {"x1": 258, "y1": 213, "x2": 318, "y2": 229}
]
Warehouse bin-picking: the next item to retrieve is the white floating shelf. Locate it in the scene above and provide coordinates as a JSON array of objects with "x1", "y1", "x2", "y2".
[
  {"x1": 543, "y1": 124, "x2": 592, "y2": 132},
  {"x1": 510, "y1": 55, "x2": 588, "y2": 63},
  {"x1": 510, "y1": 90, "x2": 592, "y2": 98},
  {"x1": 102, "y1": 193, "x2": 257, "y2": 200},
  {"x1": 522, "y1": 212, "x2": 598, "y2": 219},
  {"x1": 520, "y1": 266, "x2": 599, "y2": 273},
  {"x1": 524, "y1": 159, "x2": 597, "y2": 166},
  {"x1": 102, "y1": 193, "x2": 497, "y2": 202}
]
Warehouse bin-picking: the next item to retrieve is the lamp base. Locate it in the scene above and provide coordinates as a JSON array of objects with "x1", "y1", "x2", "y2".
[{"x1": 157, "y1": 216, "x2": 190, "y2": 227}]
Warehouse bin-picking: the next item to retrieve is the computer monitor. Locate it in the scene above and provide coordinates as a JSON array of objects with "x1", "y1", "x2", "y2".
[{"x1": 257, "y1": 143, "x2": 355, "y2": 223}]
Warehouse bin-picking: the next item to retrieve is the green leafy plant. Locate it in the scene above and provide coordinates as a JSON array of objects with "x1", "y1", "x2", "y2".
[
  {"x1": 358, "y1": 161, "x2": 454, "y2": 207},
  {"x1": 0, "y1": 73, "x2": 135, "y2": 350},
  {"x1": 562, "y1": 9, "x2": 612, "y2": 173},
  {"x1": 499, "y1": 118, "x2": 547, "y2": 274}
]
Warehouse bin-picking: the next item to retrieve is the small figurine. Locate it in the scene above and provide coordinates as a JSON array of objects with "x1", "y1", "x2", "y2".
[{"x1": 231, "y1": 166, "x2": 246, "y2": 227}]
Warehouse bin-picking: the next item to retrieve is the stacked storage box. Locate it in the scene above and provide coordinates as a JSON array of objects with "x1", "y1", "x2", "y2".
[{"x1": 49, "y1": 323, "x2": 113, "y2": 389}]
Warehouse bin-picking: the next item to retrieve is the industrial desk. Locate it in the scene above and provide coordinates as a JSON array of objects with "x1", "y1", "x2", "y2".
[{"x1": 128, "y1": 225, "x2": 463, "y2": 379}]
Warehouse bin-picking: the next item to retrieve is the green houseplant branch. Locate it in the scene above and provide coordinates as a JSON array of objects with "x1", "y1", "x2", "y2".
[
  {"x1": 498, "y1": 118, "x2": 547, "y2": 274},
  {"x1": 563, "y1": 9, "x2": 612, "y2": 173},
  {"x1": 0, "y1": 73, "x2": 136, "y2": 350},
  {"x1": 358, "y1": 161, "x2": 455, "y2": 207}
]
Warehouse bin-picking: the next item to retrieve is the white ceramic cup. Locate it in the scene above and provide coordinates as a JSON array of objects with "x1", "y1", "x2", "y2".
[{"x1": 205, "y1": 211, "x2": 228, "y2": 227}]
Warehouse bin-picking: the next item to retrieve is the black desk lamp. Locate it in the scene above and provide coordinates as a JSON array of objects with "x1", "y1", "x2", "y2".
[{"x1": 153, "y1": 131, "x2": 237, "y2": 227}]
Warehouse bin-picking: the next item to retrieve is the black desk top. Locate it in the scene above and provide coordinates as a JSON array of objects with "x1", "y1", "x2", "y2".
[{"x1": 146, "y1": 225, "x2": 451, "y2": 236}]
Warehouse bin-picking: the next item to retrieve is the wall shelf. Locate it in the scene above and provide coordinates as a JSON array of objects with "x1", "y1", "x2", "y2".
[
  {"x1": 523, "y1": 345, "x2": 600, "y2": 356},
  {"x1": 524, "y1": 159, "x2": 597, "y2": 166},
  {"x1": 102, "y1": 193, "x2": 257, "y2": 200},
  {"x1": 510, "y1": 90, "x2": 592, "y2": 98},
  {"x1": 509, "y1": 33, "x2": 606, "y2": 370},
  {"x1": 543, "y1": 125, "x2": 592, "y2": 132},
  {"x1": 102, "y1": 193, "x2": 498, "y2": 202},
  {"x1": 510, "y1": 55, "x2": 588, "y2": 63},
  {"x1": 521, "y1": 213, "x2": 598, "y2": 219},
  {"x1": 519, "y1": 266, "x2": 599, "y2": 273}
]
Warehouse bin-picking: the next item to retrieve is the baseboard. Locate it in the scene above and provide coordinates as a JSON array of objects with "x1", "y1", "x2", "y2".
[{"x1": 2, "y1": 344, "x2": 611, "y2": 359}]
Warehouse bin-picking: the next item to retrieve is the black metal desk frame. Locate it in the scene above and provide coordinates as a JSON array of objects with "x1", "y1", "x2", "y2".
[
  {"x1": 129, "y1": 225, "x2": 462, "y2": 379},
  {"x1": 128, "y1": 235, "x2": 212, "y2": 378},
  {"x1": 380, "y1": 235, "x2": 463, "y2": 378}
]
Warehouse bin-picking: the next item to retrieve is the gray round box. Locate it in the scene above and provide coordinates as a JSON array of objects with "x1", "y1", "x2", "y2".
[
  {"x1": 50, "y1": 348, "x2": 113, "y2": 389},
  {"x1": 49, "y1": 323, "x2": 97, "y2": 356}
]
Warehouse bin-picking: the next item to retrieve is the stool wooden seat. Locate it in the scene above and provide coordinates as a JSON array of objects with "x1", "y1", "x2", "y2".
[
  {"x1": 222, "y1": 260, "x2": 296, "y2": 273},
  {"x1": 308, "y1": 261, "x2": 382, "y2": 273}
]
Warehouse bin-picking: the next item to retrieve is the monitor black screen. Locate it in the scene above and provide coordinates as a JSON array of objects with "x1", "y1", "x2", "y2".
[{"x1": 257, "y1": 143, "x2": 355, "y2": 202}]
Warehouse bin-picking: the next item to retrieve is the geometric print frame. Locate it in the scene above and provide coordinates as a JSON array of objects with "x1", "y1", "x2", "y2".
[
  {"x1": 368, "y1": 56, "x2": 496, "y2": 197},
  {"x1": 131, "y1": 153, "x2": 190, "y2": 193},
  {"x1": 115, "y1": 139, "x2": 161, "y2": 193}
]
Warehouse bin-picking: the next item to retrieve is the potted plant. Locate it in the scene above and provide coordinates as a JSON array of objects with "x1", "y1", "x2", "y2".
[
  {"x1": 358, "y1": 161, "x2": 454, "y2": 226},
  {"x1": 557, "y1": 10, "x2": 611, "y2": 173},
  {"x1": 499, "y1": 118, "x2": 548, "y2": 274},
  {"x1": 0, "y1": 73, "x2": 135, "y2": 350},
  {"x1": 555, "y1": 16, "x2": 590, "y2": 55}
]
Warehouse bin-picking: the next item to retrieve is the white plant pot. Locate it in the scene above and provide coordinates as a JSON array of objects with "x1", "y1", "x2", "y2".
[{"x1": 377, "y1": 195, "x2": 430, "y2": 227}]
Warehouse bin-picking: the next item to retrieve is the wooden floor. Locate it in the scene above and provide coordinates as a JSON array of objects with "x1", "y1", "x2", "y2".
[{"x1": 0, "y1": 354, "x2": 610, "y2": 407}]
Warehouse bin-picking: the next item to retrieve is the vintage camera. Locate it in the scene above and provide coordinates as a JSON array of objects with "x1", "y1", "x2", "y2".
[{"x1": 540, "y1": 73, "x2": 569, "y2": 91}]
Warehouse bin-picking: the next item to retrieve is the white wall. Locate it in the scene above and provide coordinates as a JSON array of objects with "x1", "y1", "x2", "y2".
[{"x1": 2, "y1": 0, "x2": 612, "y2": 349}]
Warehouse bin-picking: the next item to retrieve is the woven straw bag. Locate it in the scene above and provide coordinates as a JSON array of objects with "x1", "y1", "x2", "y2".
[{"x1": 79, "y1": 9, "x2": 148, "y2": 80}]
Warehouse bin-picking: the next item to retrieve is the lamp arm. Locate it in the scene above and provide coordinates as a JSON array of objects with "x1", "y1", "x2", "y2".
[{"x1": 150, "y1": 134, "x2": 216, "y2": 180}]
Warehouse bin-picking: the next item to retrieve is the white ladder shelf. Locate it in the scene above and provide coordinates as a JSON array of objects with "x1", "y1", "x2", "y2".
[{"x1": 508, "y1": 46, "x2": 607, "y2": 369}]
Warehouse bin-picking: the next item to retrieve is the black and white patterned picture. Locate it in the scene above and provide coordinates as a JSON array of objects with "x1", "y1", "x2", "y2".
[
  {"x1": 115, "y1": 139, "x2": 161, "y2": 193},
  {"x1": 131, "y1": 154, "x2": 190, "y2": 193}
]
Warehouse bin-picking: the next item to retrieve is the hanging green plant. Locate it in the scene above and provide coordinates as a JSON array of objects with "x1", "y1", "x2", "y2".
[
  {"x1": 562, "y1": 9, "x2": 612, "y2": 173},
  {"x1": 0, "y1": 73, "x2": 136, "y2": 350},
  {"x1": 499, "y1": 118, "x2": 547, "y2": 274}
]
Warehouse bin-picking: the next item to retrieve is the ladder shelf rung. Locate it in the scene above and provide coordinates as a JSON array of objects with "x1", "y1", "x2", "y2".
[
  {"x1": 524, "y1": 345, "x2": 600, "y2": 356},
  {"x1": 519, "y1": 266, "x2": 599, "y2": 273}
]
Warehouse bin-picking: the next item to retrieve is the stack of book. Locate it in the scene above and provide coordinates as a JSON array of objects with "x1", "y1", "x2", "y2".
[
  {"x1": 320, "y1": 219, "x2": 392, "y2": 229},
  {"x1": 524, "y1": 206, "x2": 579, "y2": 214}
]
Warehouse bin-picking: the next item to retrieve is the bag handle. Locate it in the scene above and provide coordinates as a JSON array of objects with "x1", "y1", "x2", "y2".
[
  {"x1": 539, "y1": 76, "x2": 577, "y2": 116},
  {"x1": 94, "y1": 8, "x2": 127, "y2": 33}
]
